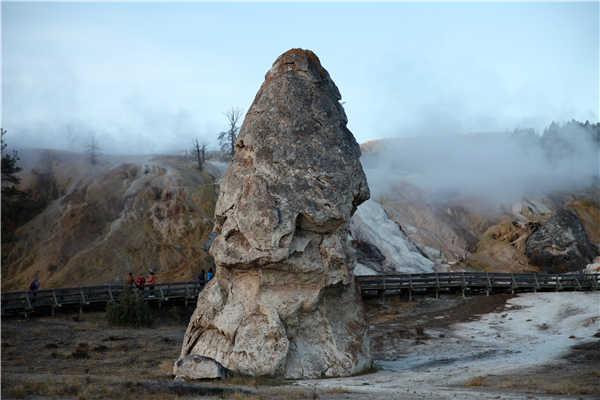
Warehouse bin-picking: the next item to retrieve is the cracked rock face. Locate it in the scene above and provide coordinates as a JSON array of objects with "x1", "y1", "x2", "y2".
[{"x1": 174, "y1": 48, "x2": 371, "y2": 379}]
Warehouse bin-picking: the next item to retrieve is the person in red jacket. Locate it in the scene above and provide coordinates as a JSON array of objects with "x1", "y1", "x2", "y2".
[
  {"x1": 134, "y1": 275, "x2": 145, "y2": 291},
  {"x1": 146, "y1": 271, "x2": 157, "y2": 296}
]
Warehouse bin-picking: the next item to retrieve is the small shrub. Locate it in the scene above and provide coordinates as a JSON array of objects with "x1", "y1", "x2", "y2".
[{"x1": 106, "y1": 287, "x2": 154, "y2": 328}]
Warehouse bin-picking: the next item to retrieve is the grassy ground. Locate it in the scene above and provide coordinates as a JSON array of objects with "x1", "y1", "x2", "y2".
[
  {"x1": 1, "y1": 310, "x2": 364, "y2": 400},
  {"x1": 469, "y1": 341, "x2": 600, "y2": 396}
]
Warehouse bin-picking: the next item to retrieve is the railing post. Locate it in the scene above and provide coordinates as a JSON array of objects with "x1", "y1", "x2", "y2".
[
  {"x1": 486, "y1": 272, "x2": 491, "y2": 296},
  {"x1": 435, "y1": 273, "x2": 440, "y2": 299},
  {"x1": 79, "y1": 288, "x2": 87, "y2": 316},
  {"x1": 52, "y1": 290, "x2": 59, "y2": 307},
  {"x1": 25, "y1": 293, "x2": 33, "y2": 311},
  {"x1": 379, "y1": 276, "x2": 386, "y2": 305},
  {"x1": 51, "y1": 290, "x2": 59, "y2": 316}
]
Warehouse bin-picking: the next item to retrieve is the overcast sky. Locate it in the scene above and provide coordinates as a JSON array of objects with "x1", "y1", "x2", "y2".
[{"x1": 2, "y1": 2, "x2": 598, "y2": 154}]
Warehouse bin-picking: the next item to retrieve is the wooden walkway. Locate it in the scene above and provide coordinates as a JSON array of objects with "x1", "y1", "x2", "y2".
[
  {"x1": 2, "y1": 273, "x2": 599, "y2": 316},
  {"x1": 1, "y1": 282, "x2": 204, "y2": 317}
]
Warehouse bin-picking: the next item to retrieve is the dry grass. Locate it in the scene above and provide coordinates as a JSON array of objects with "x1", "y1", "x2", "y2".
[
  {"x1": 464, "y1": 376, "x2": 487, "y2": 387},
  {"x1": 159, "y1": 359, "x2": 175, "y2": 376},
  {"x1": 224, "y1": 374, "x2": 286, "y2": 387},
  {"x1": 326, "y1": 386, "x2": 352, "y2": 394},
  {"x1": 4, "y1": 378, "x2": 81, "y2": 399},
  {"x1": 487, "y1": 374, "x2": 600, "y2": 396},
  {"x1": 227, "y1": 392, "x2": 263, "y2": 400}
]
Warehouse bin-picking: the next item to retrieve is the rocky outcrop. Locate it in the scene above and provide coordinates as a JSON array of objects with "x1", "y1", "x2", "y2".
[
  {"x1": 175, "y1": 49, "x2": 371, "y2": 379},
  {"x1": 526, "y1": 209, "x2": 598, "y2": 273},
  {"x1": 350, "y1": 200, "x2": 434, "y2": 274}
]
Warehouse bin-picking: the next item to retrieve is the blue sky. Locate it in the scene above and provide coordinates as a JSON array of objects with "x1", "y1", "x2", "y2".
[{"x1": 2, "y1": 2, "x2": 598, "y2": 153}]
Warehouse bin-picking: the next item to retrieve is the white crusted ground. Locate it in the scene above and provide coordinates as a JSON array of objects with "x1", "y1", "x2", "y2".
[{"x1": 296, "y1": 292, "x2": 600, "y2": 399}]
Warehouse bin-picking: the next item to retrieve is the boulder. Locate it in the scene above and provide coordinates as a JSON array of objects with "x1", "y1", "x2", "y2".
[
  {"x1": 585, "y1": 256, "x2": 600, "y2": 273},
  {"x1": 525, "y1": 209, "x2": 598, "y2": 273},
  {"x1": 175, "y1": 49, "x2": 371, "y2": 379}
]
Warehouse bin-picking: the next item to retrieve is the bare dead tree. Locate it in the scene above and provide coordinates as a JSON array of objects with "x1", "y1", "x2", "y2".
[
  {"x1": 192, "y1": 138, "x2": 207, "y2": 170},
  {"x1": 218, "y1": 107, "x2": 242, "y2": 158},
  {"x1": 85, "y1": 133, "x2": 101, "y2": 165}
]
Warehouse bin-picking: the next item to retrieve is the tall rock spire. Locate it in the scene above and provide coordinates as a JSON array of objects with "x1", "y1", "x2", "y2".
[{"x1": 175, "y1": 48, "x2": 371, "y2": 379}]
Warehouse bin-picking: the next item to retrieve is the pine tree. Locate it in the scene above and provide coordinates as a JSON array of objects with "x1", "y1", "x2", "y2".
[{"x1": 1, "y1": 128, "x2": 25, "y2": 242}]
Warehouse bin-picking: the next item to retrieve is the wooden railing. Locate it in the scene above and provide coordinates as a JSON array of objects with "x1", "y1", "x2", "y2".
[
  {"x1": 1, "y1": 282, "x2": 204, "y2": 316},
  {"x1": 2, "y1": 273, "x2": 598, "y2": 316},
  {"x1": 357, "y1": 272, "x2": 600, "y2": 300}
]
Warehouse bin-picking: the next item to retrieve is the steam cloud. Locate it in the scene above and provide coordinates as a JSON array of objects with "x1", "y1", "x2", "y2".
[{"x1": 361, "y1": 122, "x2": 600, "y2": 206}]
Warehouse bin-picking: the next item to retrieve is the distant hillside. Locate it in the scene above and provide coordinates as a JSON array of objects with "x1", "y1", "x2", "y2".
[
  {"x1": 354, "y1": 121, "x2": 600, "y2": 274},
  {"x1": 2, "y1": 150, "x2": 221, "y2": 290},
  {"x1": 3, "y1": 119, "x2": 599, "y2": 289}
]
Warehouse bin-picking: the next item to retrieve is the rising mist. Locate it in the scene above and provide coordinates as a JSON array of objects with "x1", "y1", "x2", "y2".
[{"x1": 362, "y1": 121, "x2": 600, "y2": 206}]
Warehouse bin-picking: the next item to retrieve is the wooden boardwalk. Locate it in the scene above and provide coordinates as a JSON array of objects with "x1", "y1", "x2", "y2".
[
  {"x1": 1, "y1": 282, "x2": 204, "y2": 317},
  {"x1": 2, "y1": 272, "x2": 599, "y2": 316},
  {"x1": 357, "y1": 272, "x2": 600, "y2": 300}
]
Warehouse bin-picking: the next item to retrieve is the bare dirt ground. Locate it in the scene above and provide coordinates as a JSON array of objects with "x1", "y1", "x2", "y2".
[{"x1": 2, "y1": 293, "x2": 599, "y2": 399}]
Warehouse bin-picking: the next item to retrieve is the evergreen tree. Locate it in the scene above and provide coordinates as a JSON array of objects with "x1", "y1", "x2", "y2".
[
  {"x1": 1, "y1": 129, "x2": 46, "y2": 243},
  {"x1": 1, "y1": 128, "x2": 25, "y2": 242}
]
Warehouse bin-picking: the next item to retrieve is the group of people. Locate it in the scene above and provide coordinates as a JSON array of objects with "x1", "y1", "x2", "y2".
[
  {"x1": 29, "y1": 268, "x2": 211, "y2": 300},
  {"x1": 127, "y1": 271, "x2": 157, "y2": 292}
]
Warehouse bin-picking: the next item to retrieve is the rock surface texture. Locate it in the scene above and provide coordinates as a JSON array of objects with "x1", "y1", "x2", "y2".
[
  {"x1": 175, "y1": 49, "x2": 372, "y2": 379},
  {"x1": 526, "y1": 209, "x2": 598, "y2": 273},
  {"x1": 350, "y1": 200, "x2": 434, "y2": 274}
]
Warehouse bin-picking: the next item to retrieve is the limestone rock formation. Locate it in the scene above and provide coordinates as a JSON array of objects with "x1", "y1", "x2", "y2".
[
  {"x1": 175, "y1": 49, "x2": 371, "y2": 379},
  {"x1": 526, "y1": 209, "x2": 598, "y2": 273}
]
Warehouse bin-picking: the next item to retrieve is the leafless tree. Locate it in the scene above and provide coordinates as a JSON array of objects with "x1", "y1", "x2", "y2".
[
  {"x1": 85, "y1": 133, "x2": 101, "y2": 165},
  {"x1": 192, "y1": 138, "x2": 207, "y2": 170},
  {"x1": 218, "y1": 107, "x2": 242, "y2": 158}
]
